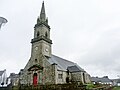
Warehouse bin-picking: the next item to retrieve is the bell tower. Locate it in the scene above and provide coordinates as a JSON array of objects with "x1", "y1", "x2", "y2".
[{"x1": 31, "y1": 1, "x2": 52, "y2": 58}]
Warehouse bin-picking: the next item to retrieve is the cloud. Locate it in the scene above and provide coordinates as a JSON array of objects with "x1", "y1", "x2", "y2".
[{"x1": 75, "y1": 28, "x2": 120, "y2": 77}]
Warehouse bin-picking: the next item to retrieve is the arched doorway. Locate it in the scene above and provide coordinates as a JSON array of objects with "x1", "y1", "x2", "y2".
[{"x1": 33, "y1": 73, "x2": 37, "y2": 86}]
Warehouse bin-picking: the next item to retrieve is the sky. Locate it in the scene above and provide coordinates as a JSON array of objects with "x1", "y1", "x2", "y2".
[{"x1": 0, "y1": 0, "x2": 120, "y2": 79}]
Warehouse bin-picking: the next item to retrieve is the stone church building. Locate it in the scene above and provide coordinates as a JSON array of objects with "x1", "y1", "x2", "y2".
[{"x1": 20, "y1": 2, "x2": 91, "y2": 86}]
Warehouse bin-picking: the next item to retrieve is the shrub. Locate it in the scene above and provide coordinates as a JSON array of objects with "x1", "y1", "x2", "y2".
[{"x1": 86, "y1": 83, "x2": 95, "y2": 89}]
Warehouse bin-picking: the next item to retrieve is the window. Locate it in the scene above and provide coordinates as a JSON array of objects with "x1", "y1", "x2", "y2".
[
  {"x1": 35, "y1": 59, "x2": 37, "y2": 63},
  {"x1": 67, "y1": 70, "x2": 69, "y2": 75},
  {"x1": 45, "y1": 32, "x2": 48, "y2": 38},
  {"x1": 37, "y1": 31, "x2": 39, "y2": 37},
  {"x1": 58, "y1": 74, "x2": 63, "y2": 79},
  {"x1": 66, "y1": 77, "x2": 69, "y2": 83}
]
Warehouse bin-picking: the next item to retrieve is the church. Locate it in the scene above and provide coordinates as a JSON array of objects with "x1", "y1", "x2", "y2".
[{"x1": 19, "y1": 2, "x2": 91, "y2": 86}]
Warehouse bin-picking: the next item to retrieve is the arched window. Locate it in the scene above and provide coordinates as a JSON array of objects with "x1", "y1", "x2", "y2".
[
  {"x1": 66, "y1": 77, "x2": 69, "y2": 83},
  {"x1": 37, "y1": 31, "x2": 39, "y2": 37},
  {"x1": 45, "y1": 32, "x2": 48, "y2": 38}
]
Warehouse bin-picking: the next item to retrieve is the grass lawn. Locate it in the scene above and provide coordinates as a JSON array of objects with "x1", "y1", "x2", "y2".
[{"x1": 112, "y1": 86, "x2": 120, "y2": 90}]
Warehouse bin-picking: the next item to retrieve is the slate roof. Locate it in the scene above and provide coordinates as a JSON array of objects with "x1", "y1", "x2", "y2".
[
  {"x1": 48, "y1": 55, "x2": 84, "y2": 72},
  {"x1": 117, "y1": 79, "x2": 120, "y2": 83},
  {"x1": 67, "y1": 65, "x2": 84, "y2": 72},
  {"x1": 112, "y1": 79, "x2": 120, "y2": 83},
  {"x1": 0, "y1": 71, "x2": 4, "y2": 76},
  {"x1": 9, "y1": 73, "x2": 19, "y2": 78},
  {"x1": 91, "y1": 77, "x2": 100, "y2": 82},
  {"x1": 91, "y1": 77, "x2": 112, "y2": 83}
]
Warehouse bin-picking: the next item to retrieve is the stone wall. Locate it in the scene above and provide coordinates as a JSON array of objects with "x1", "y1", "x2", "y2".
[
  {"x1": 20, "y1": 54, "x2": 57, "y2": 85},
  {"x1": 71, "y1": 72, "x2": 91, "y2": 84}
]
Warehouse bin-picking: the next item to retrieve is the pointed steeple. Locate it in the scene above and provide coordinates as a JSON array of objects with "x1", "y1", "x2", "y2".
[
  {"x1": 35, "y1": 1, "x2": 50, "y2": 29},
  {"x1": 40, "y1": 1, "x2": 46, "y2": 21}
]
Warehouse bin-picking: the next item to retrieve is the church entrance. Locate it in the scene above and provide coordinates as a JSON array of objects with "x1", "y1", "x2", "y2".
[{"x1": 33, "y1": 73, "x2": 38, "y2": 86}]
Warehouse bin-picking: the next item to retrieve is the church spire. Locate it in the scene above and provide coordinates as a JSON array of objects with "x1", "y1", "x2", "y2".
[
  {"x1": 40, "y1": 1, "x2": 46, "y2": 21},
  {"x1": 35, "y1": 1, "x2": 50, "y2": 29}
]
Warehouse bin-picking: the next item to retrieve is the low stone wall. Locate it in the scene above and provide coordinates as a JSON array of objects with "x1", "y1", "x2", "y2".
[
  {"x1": 88, "y1": 86, "x2": 112, "y2": 90},
  {"x1": 0, "y1": 87, "x2": 7, "y2": 90},
  {"x1": 13, "y1": 84, "x2": 86, "y2": 90}
]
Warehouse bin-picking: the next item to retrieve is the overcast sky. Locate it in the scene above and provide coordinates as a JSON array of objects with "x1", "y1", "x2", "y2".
[{"x1": 0, "y1": 0, "x2": 120, "y2": 79}]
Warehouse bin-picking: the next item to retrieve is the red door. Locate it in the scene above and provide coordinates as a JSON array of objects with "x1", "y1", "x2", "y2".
[{"x1": 33, "y1": 73, "x2": 37, "y2": 86}]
